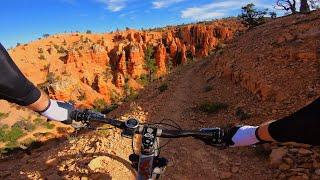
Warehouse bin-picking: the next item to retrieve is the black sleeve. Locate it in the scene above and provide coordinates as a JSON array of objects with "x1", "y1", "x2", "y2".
[
  {"x1": 268, "y1": 97, "x2": 320, "y2": 145},
  {"x1": 0, "y1": 43, "x2": 41, "y2": 106}
]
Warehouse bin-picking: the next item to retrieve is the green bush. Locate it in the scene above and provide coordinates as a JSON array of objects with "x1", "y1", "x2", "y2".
[
  {"x1": 44, "y1": 122, "x2": 55, "y2": 129},
  {"x1": 38, "y1": 48, "x2": 44, "y2": 54},
  {"x1": 13, "y1": 120, "x2": 36, "y2": 132},
  {"x1": 158, "y1": 83, "x2": 168, "y2": 92},
  {"x1": 138, "y1": 74, "x2": 149, "y2": 86},
  {"x1": 46, "y1": 72, "x2": 56, "y2": 84},
  {"x1": 33, "y1": 118, "x2": 45, "y2": 126},
  {"x1": 204, "y1": 85, "x2": 213, "y2": 92},
  {"x1": 199, "y1": 102, "x2": 228, "y2": 113},
  {"x1": 110, "y1": 90, "x2": 120, "y2": 103},
  {"x1": 144, "y1": 46, "x2": 157, "y2": 82},
  {"x1": 239, "y1": 3, "x2": 268, "y2": 27},
  {"x1": 43, "y1": 34, "x2": 50, "y2": 38},
  {"x1": 54, "y1": 44, "x2": 59, "y2": 50},
  {"x1": 93, "y1": 98, "x2": 107, "y2": 112},
  {"x1": 103, "y1": 104, "x2": 119, "y2": 114},
  {"x1": 39, "y1": 54, "x2": 46, "y2": 60},
  {"x1": 57, "y1": 46, "x2": 66, "y2": 54},
  {"x1": 124, "y1": 84, "x2": 138, "y2": 102},
  {"x1": 0, "y1": 112, "x2": 10, "y2": 120},
  {"x1": 235, "y1": 107, "x2": 251, "y2": 121},
  {"x1": 3, "y1": 141, "x2": 19, "y2": 153},
  {"x1": 86, "y1": 30, "x2": 92, "y2": 34},
  {"x1": 77, "y1": 91, "x2": 87, "y2": 101},
  {"x1": 0, "y1": 125, "x2": 25, "y2": 143},
  {"x1": 20, "y1": 137, "x2": 36, "y2": 146}
]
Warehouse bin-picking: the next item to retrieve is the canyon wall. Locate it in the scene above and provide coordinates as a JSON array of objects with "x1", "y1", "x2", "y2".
[{"x1": 9, "y1": 19, "x2": 245, "y2": 108}]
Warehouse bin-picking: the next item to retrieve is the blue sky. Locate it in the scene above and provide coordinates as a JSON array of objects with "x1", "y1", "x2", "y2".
[{"x1": 0, "y1": 0, "x2": 281, "y2": 49}]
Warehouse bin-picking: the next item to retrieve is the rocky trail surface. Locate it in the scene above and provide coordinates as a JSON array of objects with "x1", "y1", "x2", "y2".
[{"x1": 0, "y1": 59, "x2": 274, "y2": 180}]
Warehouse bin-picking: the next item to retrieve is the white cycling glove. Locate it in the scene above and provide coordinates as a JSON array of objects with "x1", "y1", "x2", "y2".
[{"x1": 40, "y1": 99, "x2": 74, "y2": 122}]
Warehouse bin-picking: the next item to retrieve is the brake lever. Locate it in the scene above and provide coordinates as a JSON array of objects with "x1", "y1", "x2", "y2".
[{"x1": 196, "y1": 128, "x2": 228, "y2": 149}]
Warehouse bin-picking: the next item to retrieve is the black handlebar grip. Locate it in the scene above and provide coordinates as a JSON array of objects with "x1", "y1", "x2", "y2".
[{"x1": 70, "y1": 109, "x2": 106, "y2": 122}]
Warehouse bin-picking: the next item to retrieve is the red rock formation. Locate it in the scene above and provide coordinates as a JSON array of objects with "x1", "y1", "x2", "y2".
[
  {"x1": 165, "y1": 31, "x2": 174, "y2": 44},
  {"x1": 117, "y1": 50, "x2": 127, "y2": 75},
  {"x1": 215, "y1": 27, "x2": 232, "y2": 39},
  {"x1": 115, "y1": 73, "x2": 125, "y2": 88},
  {"x1": 127, "y1": 43, "x2": 145, "y2": 78},
  {"x1": 155, "y1": 43, "x2": 167, "y2": 77},
  {"x1": 180, "y1": 44, "x2": 187, "y2": 64},
  {"x1": 65, "y1": 45, "x2": 109, "y2": 67},
  {"x1": 169, "y1": 40, "x2": 178, "y2": 58},
  {"x1": 12, "y1": 18, "x2": 244, "y2": 107},
  {"x1": 134, "y1": 32, "x2": 143, "y2": 43},
  {"x1": 190, "y1": 45, "x2": 196, "y2": 57}
]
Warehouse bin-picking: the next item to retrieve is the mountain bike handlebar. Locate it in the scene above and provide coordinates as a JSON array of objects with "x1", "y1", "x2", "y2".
[
  {"x1": 70, "y1": 109, "x2": 221, "y2": 180},
  {"x1": 70, "y1": 109, "x2": 215, "y2": 139}
]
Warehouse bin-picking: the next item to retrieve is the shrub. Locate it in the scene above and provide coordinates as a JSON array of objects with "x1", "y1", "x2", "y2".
[
  {"x1": 57, "y1": 46, "x2": 66, "y2": 54},
  {"x1": 216, "y1": 42, "x2": 227, "y2": 50},
  {"x1": 124, "y1": 83, "x2": 138, "y2": 102},
  {"x1": 38, "y1": 48, "x2": 44, "y2": 54},
  {"x1": 20, "y1": 137, "x2": 36, "y2": 146},
  {"x1": 33, "y1": 118, "x2": 45, "y2": 126},
  {"x1": 39, "y1": 54, "x2": 46, "y2": 60},
  {"x1": 235, "y1": 107, "x2": 251, "y2": 121},
  {"x1": 186, "y1": 50, "x2": 194, "y2": 62},
  {"x1": 44, "y1": 122, "x2": 55, "y2": 129},
  {"x1": 0, "y1": 126, "x2": 7, "y2": 142},
  {"x1": 144, "y1": 46, "x2": 157, "y2": 82},
  {"x1": 110, "y1": 90, "x2": 120, "y2": 103},
  {"x1": 239, "y1": 3, "x2": 268, "y2": 27},
  {"x1": 198, "y1": 102, "x2": 228, "y2": 113},
  {"x1": 13, "y1": 120, "x2": 36, "y2": 132},
  {"x1": 0, "y1": 112, "x2": 10, "y2": 120},
  {"x1": 54, "y1": 44, "x2": 60, "y2": 50},
  {"x1": 43, "y1": 34, "x2": 50, "y2": 38},
  {"x1": 0, "y1": 125, "x2": 25, "y2": 142},
  {"x1": 77, "y1": 91, "x2": 87, "y2": 101},
  {"x1": 204, "y1": 85, "x2": 213, "y2": 92},
  {"x1": 46, "y1": 72, "x2": 56, "y2": 84},
  {"x1": 86, "y1": 30, "x2": 92, "y2": 34},
  {"x1": 269, "y1": 12, "x2": 277, "y2": 19},
  {"x1": 93, "y1": 98, "x2": 107, "y2": 112},
  {"x1": 4, "y1": 141, "x2": 19, "y2": 152},
  {"x1": 138, "y1": 74, "x2": 149, "y2": 86},
  {"x1": 158, "y1": 83, "x2": 168, "y2": 92},
  {"x1": 102, "y1": 104, "x2": 119, "y2": 114}
]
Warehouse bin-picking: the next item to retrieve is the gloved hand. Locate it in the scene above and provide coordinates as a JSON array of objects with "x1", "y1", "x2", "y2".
[
  {"x1": 199, "y1": 125, "x2": 261, "y2": 147},
  {"x1": 40, "y1": 99, "x2": 86, "y2": 129},
  {"x1": 198, "y1": 127, "x2": 228, "y2": 147}
]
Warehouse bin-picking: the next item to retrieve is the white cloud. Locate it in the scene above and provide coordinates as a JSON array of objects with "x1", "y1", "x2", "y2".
[
  {"x1": 181, "y1": 7, "x2": 225, "y2": 20},
  {"x1": 181, "y1": 0, "x2": 261, "y2": 20},
  {"x1": 152, "y1": 0, "x2": 185, "y2": 9},
  {"x1": 96, "y1": 0, "x2": 127, "y2": 12}
]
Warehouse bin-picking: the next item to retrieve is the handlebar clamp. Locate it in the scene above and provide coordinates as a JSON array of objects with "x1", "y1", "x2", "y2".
[{"x1": 121, "y1": 118, "x2": 139, "y2": 138}]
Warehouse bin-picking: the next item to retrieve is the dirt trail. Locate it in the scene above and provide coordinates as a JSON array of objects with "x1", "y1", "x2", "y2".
[
  {"x1": 0, "y1": 59, "x2": 275, "y2": 179},
  {"x1": 135, "y1": 60, "x2": 274, "y2": 179}
]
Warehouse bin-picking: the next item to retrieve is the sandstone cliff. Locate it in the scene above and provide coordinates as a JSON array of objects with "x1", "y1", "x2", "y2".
[{"x1": 9, "y1": 19, "x2": 245, "y2": 108}]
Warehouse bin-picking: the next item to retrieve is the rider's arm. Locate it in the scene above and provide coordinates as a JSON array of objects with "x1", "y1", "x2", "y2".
[
  {"x1": 265, "y1": 97, "x2": 320, "y2": 145},
  {"x1": 225, "y1": 97, "x2": 320, "y2": 147},
  {"x1": 0, "y1": 42, "x2": 73, "y2": 122},
  {"x1": 0, "y1": 43, "x2": 42, "y2": 106}
]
